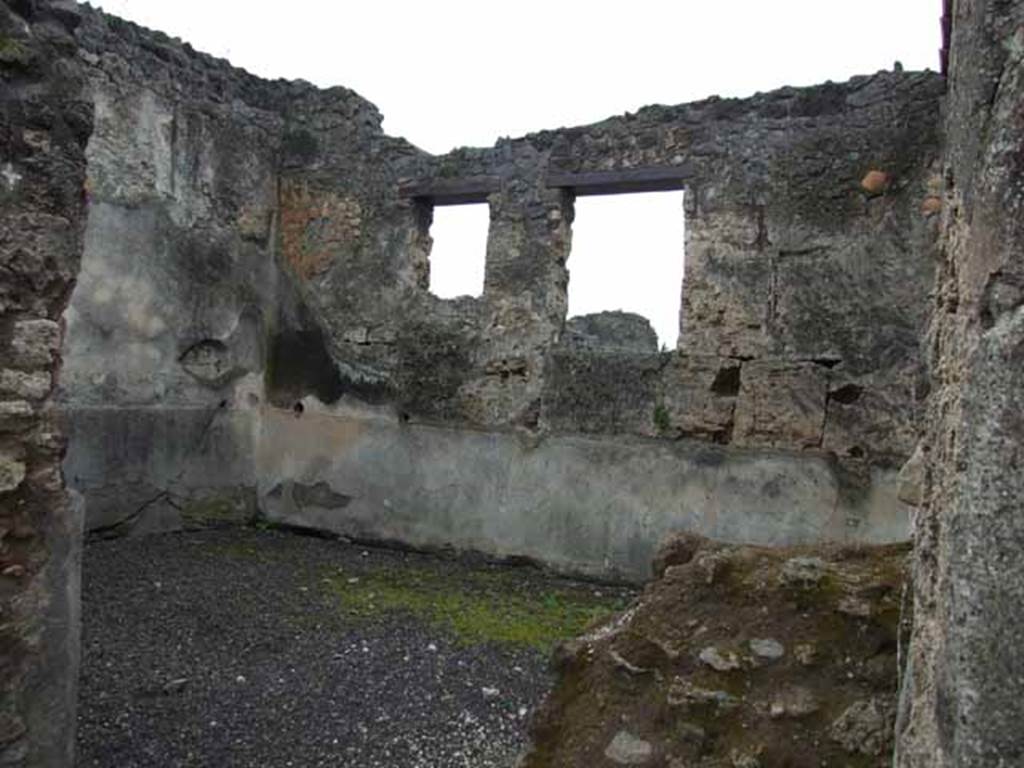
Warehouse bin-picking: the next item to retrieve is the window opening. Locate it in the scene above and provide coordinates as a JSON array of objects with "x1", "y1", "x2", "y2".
[
  {"x1": 566, "y1": 191, "x2": 685, "y2": 349},
  {"x1": 427, "y1": 203, "x2": 489, "y2": 299}
]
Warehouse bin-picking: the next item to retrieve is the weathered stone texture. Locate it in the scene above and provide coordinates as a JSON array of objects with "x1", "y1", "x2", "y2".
[
  {"x1": 279, "y1": 182, "x2": 364, "y2": 280},
  {"x1": 0, "y1": 1, "x2": 93, "y2": 763},
  {"x1": 540, "y1": 349, "x2": 665, "y2": 436},
  {"x1": 63, "y1": 8, "x2": 292, "y2": 410},
  {"x1": 822, "y1": 366, "x2": 923, "y2": 467},
  {"x1": 521, "y1": 536, "x2": 911, "y2": 767},
  {"x1": 563, "y1": 311, "x2": 658, "y2": 354},
  {"x1": 0, "y1": 4, "x2": 978, "y2": 760},
  {"x1": 656, "y1": 355, "x2": 738, "y2": 442},
  {"x1": 59, "y1": 8, "x2": 330, "y2": 534},
  {"x1": 218, "y1": 70, "x2": 941, "y2": 459},
  {"x1": 733, "y1": 361, "x2": 828, "y2": 450},
  {"x1": 42, "y1": 6, "x2": 942, "y2": 558},
  {"x1": 899, "y1": 2, "x2": 1024, "y2": 765}
]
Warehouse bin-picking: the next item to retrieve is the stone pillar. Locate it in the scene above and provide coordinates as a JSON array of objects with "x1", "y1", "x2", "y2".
[
  {"x1": 0, "y1": 1, "x2": 92, "y2": 764},
  {"x1": 455, "y1": 181, "x2": 572, "y2": 425},
  {"x1": 898, "y1": 1, "x2": 1024, "y2": 765}
]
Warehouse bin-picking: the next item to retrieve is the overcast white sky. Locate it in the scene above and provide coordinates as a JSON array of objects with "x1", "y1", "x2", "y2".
[{"x1": 94, "y1": 0, "x2": 941, "y2": 347}]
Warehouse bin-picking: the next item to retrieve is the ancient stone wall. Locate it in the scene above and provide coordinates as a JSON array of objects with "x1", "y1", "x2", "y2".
[
  {"x1": 256, "y1": 68, "x2": 944, "y2": 574},
  {"x1": 53, "y1": 7, "x2": 945, "y2": 576},
  {"x1": 283, "y1": 73, "x2": 945, "y2": 462},
  {"x1": 58, "y1": 9, "x2": 402, "y2": 533},
  {"x1": 898, "y1": 1, "x2": 1024, "y2": 764},
  {"x1": 371, "y1": 75, "x2": 944, "y2": 469},
  {"x1": 0, "y1": 1, "x2": 92, "y2": 763},
  {"x1": 6, "y1": 2, "x2": 1024, "y2": 765}
]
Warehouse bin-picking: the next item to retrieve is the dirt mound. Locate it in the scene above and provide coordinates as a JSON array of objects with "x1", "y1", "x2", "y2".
[{"x1": 520, "y1": 534, "x2": 909, "y2": 767}]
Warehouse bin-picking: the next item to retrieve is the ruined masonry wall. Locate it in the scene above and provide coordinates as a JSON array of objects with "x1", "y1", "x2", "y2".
[
  {"x1": 381, "y1": 74, "x2": 944, "y2": 468},
  {"x1": 55, "y1": 7, "x2": 945, "y2": 578},
  {"x1": 6, "y1": 1, "x2": 1024, "y2": 765},
  {"x1": 0, "y1": 1, "x2": 92, "y2": 763},
  {"x1": 898, "y1": 1, "x2": 1024, "y2": 764}
]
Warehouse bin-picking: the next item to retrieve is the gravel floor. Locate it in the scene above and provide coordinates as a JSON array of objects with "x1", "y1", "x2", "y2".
[{"x1": 76, "y1": 529, "x2": 632, "y2": 768}]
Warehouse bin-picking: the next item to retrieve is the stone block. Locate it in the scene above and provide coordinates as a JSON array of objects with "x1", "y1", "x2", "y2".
[
  {"x1": 540, "y1": 349, "x2": 662, "y2": 436},
  {"x1": 564, "y1": 312, "x2": 658, "y2": 354},
  {"x1": 822, "y1": 372, "x2": 919, "y2": 465},
  {"x1": 896, "y1": 444, "x2": 925, "y2": 506},
  {"x1": 680, "y1": 211, "x2": 773, "y2": 359},
  {"x1": 0, "y1": 370, "x2": 51, "y2": 401},
  {"x1": 0, "y1": 214, "x2": 77, "y2": 315},
  {"x1": 10, "y1": 319, "x2": 61, "y2": 369},
  {"x1": 0, "y1": 401, "x2": 34, "y2": 433},
  {"x1": 656, "y1": 355, "x2": 738, "y2": 441},
  {"x1": 0, "y1": 451, "x2": 26, "y2": 492},
  {"x1": 733, "y1": 361, "x2": 827, "y2": 449}
]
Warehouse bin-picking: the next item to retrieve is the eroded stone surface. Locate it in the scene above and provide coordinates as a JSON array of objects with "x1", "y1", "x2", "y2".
[
  {"x1": 0, "y1": 451, "x2": 26, "y2": 492},
  {"x1": 0, "y1": 370, "x2": 51, "y2": 401},
  {"x1": 733, "y1": 361, "x2": 828, "y2": 449},
  {"x1": 0, "y1": 1, "x2": 1020, "y2": 765},
  {"x1": 749, "y1": 638, "x2": 784, "y2": 661},
  {"x1": 564, "y1": 312, "x2": 658, "y2": 354},
  {"x1": 604, "y1": 730, "x2": 653, "y2": 765},
  {"x1": 0, "y1": 2, "x2": 93, "y2": 763},
  {"x1": 51, "y1": 4, "x2": 940, "y2": 552},
  {"x1": 520, "y1": 535, "x2": 910, "y2": 767},
  {"x1": 899, "y1": 2, "x2": 1024, "y2": 765},
  {"x1": 833, "y1": 697, "x2": 895, "y2": 756}
]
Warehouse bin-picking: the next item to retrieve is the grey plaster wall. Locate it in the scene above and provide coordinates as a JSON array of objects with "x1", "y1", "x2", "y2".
[
  {"x1": 58, "y1": 9, "x2": 321, "y2": 531},
  {"x1": 256, "y1": 403, "x2": 909, "y2": 580},
  {"x1": 62, "y1": 404, "x2": 257, "y2": 534}
]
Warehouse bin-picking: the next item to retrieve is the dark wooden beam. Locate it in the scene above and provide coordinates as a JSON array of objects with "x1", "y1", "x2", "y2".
[
  {"x1": 546, "y1": 164, "x2": 691, "y2": 196},
  {"x1": 399, "y1": 164, "x2": 691, "y2": 205},
  {"x1": 398, "y1": 175, "x2": 500, "y2": 205}
]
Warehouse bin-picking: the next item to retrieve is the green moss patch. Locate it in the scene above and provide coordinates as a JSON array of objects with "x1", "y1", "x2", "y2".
[
  {"x1": 0, "y1": 35, "x2": 28, "y2": 65},
  {"x1": 322, "y1": 565, "x2": 627, "y2": 650}
]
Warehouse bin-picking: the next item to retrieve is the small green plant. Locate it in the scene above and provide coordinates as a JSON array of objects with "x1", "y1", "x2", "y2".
[
  {"x1": 0, "y1": 34, "x2": 25, "y2": 62},
  {"x1": 437, "y1": 158, "x2": 460, "y2": 178},
  {"x1": 653, "y1": 403, "x2": 671, "y2": 435}
]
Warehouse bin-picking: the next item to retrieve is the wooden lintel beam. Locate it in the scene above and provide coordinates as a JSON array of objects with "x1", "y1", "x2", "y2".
[
  {"x1": 399, "y1": 164, "x2": 691, "y2": 204},
  {"x1": 546, "y1": 165, "x2": 691, "y2": 196},
  {"x1": 398, "y1": 175, "x2": 500, "y2": 205}
]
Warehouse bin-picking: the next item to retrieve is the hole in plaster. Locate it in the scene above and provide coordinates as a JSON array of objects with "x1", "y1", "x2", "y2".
[
  {"x1": 566, "y1": 191, "x2": 685, "y2": 349},
  {"x1": 266, "y1": 328, "x2": 345, "y2": 407},
  {"x1": 428, "y1": 204, "x2": 489, "y2": 299},
  {"x1": 179, "y1": 339, "x2": 236, "y2": 386},
  {"x1": 292, "y1": 401, "x2": 304, "y2": 417},
  {"x1": 711, "y1": 365, "x2": 741, "y2": 396},
  {"x1": 830, "y1": 384, "x2": 864, "y2": 405}
]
